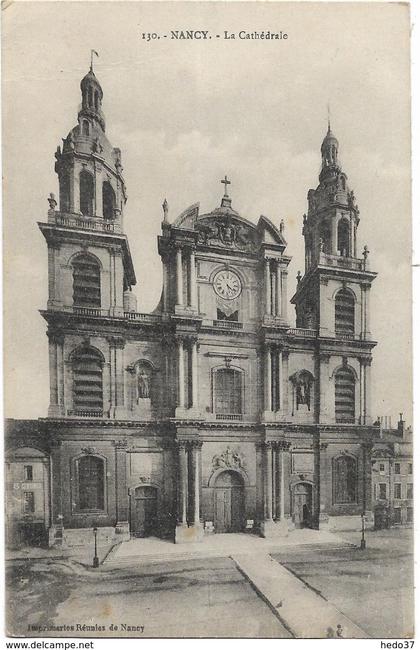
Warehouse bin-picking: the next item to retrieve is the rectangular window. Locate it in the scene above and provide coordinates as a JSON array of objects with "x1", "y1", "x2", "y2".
[
  {"x1": 379, "y1": 463, "x2": 385, "y2": 473},
  {"x1": 408, "y1": 463, "x2": 413, "y2": 475},
  {"x1": 23, "y1": 492, "x2": 35, "y2": 513},
  {"x1": 378, "y1": 483, "x2": 387, "y2": 500},
  {"x1": 394, "y1": 483, "x2": 402, "y2": 500},
  {"x1": 407, "y1": 507, "x2": 413, "y2": 523},
  {"x1": 393, "y1": 508, "x2": 402, "y2": 524},
  {"x1": 24, "y1": 465, "x2": 33, "y2": 481},
  {"x1": 215, "y1": 369, "x2": 242, "y2": 415},
  {"x1": 407, "y1": 483, "x2": 413, "y2": 500},
  {"x1": 394, "y1": 463, "x2": 400, "y2": 474}
]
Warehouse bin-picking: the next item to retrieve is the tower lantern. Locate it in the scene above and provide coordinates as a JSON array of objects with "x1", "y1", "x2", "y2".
[{"x1": 53, "y1": 60, "x2": 127, "y2": 226}]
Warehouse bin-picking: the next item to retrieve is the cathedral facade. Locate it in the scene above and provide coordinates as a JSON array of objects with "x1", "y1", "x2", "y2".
[{"x1": 5, "y1": 66, "x2": 379, "y2": 547}]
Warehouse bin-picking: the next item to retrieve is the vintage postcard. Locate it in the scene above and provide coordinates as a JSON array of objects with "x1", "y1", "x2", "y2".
[{"x1": 2, "y1": 0, "x2": 413, "y2": 641}]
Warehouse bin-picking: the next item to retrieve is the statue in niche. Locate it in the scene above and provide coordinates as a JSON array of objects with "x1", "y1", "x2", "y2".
[
  {"x1": 295, "y1": 374, "x2": 312, "y2": 410},
  {"x1": 137, "y1": 368, "x2": 151, "y2": 400}
]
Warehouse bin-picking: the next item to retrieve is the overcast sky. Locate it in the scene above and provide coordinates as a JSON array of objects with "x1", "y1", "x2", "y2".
[{"x1": 3, "y1": 1, "x2": 411, "y2": 424}]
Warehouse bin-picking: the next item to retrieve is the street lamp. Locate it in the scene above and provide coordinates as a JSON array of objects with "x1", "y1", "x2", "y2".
[
  {"x1": 360, "y1": 512, "x2": 366, "y2": 550},
  {"x1": 93, "y1": 527, "x2": 99, "y2": 567}
]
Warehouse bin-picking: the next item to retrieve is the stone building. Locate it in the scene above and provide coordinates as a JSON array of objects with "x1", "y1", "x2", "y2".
[
  {"x1": 371, "y1": 415, "x2": 413, "y2": 527},
  {"x1": 5, "y1": 66, "x2": 380, "y2": 547}
]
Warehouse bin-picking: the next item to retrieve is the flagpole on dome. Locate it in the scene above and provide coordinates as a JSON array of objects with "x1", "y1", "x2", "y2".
[{"x1": 90, "y1": 49, "x2": 99, "y2": 73}]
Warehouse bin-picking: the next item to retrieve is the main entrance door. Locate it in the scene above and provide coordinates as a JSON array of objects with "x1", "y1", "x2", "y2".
[
  {"x1": 293, "y1": 482, "x2": 313, "y2": 528},
  {"x1": 214, "y1": 470, "x2": 245, "y2": 533},
  {"x1": 131, "y1": 486, "x2": 158, "y2": 537}
]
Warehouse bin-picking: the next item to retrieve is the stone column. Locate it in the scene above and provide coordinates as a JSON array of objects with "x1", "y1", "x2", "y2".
[
  {"x1": 177, "y1": 338, "x2": 185, "y2": 409},
  {"x1": 279, "y1": 443, "x2": 286, "y2": 520},
  {"x1": 276, "y1": 262, "x2": 282, "y2": 317},
  {"x1": 264, "y1": 259, "x2": 271, "y2": 315},
  {"x1": 364, "y1": 360, "x2": 372, "y2": 425},
  {"x1": 192, "y1": 441, "x2": 202, "y2": 526},
  {"x1": 362, "y1": 443, "x2": 373, "y2": 523},
  {"x1": 58, "y1": 340, "x2": 65, "y2": 414},
  {"x1": 282, "y1": 351, "x2": 289, "y2": 417},
  {"x1": 364, "y1": 286, "x2": 371, "y2": 339},
  {"x1": 162, "y1": 258, "x2": 169, "y2": 312},
  {"x1": 265, "y1": 443, "x2": 273, "y2": 521},
  {"x1": 318, "y1": 354, "x2": 331, "y2": 424},
  {"x1": 272, "y1": 443, "x2": 278, "y2": 520},
  {"x1": 49, "y1": 440, "x2": 63, "y2": 546},
  {"x1": 94, "y1": 165, "x2": 103, "y2": 217},
  {"x1": 177, "y1": 442, "x2": 188, "y2": 526},
  {"x1": 189, "y1": 249, "x2": 197, "y2": 310},
  {"x1": 278, "y1": 349, "x2": 283, "y2": 411},
  {"x1": 281, "y1": 272, "x2": 288, "y2": 321},
  {"x1": 48, "y1": 333, "x2": 59, "y2": 416},
  {"x1": 264, "y1": 346, "x2": 272, "y2": 412},
  {"x1": 319, "y1": 442, "x2": 330, "y2": 527},
  {"x1": 113, "y1": 439, "x2": 129, "y2": 539},
  {"x1": 191, "y1": 339, "x2": 198, "y2": 410},
  {"x1": 331, "y1": 213, "x2": 338, "y2": 255},
  {"x1": 111, "y1": 337, "x2": 125, "y2": 418},
  {"x1": 359, "y1": 359, "x2": 365, "y2": 425},
  {"x1": 72, "y1": 164, "x2": 80, "y2": 213},
  {"x1": 176, "y1": 246, "x2": 183, "y2": 307},
  {"x1": 350, "y1": 218, "x2": 355, "y2": 258}
]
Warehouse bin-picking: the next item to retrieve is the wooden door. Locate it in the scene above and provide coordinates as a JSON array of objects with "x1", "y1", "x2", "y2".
[
  {"x1": 214, "y1": 487, "x2": 231, "y2": 532},
  {"x1": 214, "y1": 471, "x2": 244, "y2": 533},
  {"x1": 131, "y1": 486, "x2": 158, "y2": 537}
]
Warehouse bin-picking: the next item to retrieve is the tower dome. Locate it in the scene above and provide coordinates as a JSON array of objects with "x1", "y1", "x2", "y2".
[{"x1": 54, "y1": 62, "x2": 126, "y2": 223}]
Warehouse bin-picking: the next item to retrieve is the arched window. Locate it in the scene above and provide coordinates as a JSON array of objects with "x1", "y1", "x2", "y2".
[
  {"x1": 76, "y1": 455, "x2": 105, "y2": 510},
  {"x1": 335, "y1": 366, "x2": 355, "y2": 423},
  {"x1": 72, "y1": 254, "x2": 101, "y2": 308},
  {"x1": 214, "y1": 368, "x2": 242, "y2": 416},
  {"x1": 82, "y1": 120, "x2": 90, "y2": 136},
  {"x1": 319, "y1": 221, "x2": 331, "y2": 254},
  {"x1": 72, "y1": 347, "x2": 103, "y2": 414},
  {"x1": 335, "y1": 289, "x2": 355, "y2": 335},
  {"x1": 79, "y1": 170, "x2": 94, "y2": 216},
  {"x1": 338, "y1": 218, "x2": 350, "y2": 257},
  {"x1": 59, "y1": 173, "x2": 70, "y2": 213},
  {"x1": 333, "y1": 455, "x2": 357, "y2": 504},
  {"x1": 102, "y1": 181, "x2": 116, "y2": 220}
]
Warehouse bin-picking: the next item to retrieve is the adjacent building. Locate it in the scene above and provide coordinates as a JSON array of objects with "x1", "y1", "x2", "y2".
[
  {"x1": 6, "y1": 65, "x2": 383, "y2": 547},
  {"x1": 371, "y1": 415, "x2": 413, "y2": 527}
]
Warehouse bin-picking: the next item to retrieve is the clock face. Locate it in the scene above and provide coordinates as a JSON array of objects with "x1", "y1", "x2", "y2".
[{"x1": 213, "y1": 269, "x2": 242, "y2": 300}]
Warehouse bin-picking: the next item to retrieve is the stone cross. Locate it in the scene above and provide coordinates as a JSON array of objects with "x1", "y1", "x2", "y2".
[{"x1": 221, "y1": 175, "x2": 231, "y2": 196}]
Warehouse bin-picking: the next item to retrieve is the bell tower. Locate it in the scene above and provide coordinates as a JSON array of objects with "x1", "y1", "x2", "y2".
[
  {"x1": 38, "y1": 60, "x2": 136, "y2": 418},
  {"x1": 291, "y1": 124, "x2": 377, "y2": 426}
]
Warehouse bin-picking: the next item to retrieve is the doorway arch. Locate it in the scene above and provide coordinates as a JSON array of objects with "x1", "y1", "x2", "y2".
[
  {"x1": 130, "y1": 485, "x2": 158, "y2": 538},
  {"x1": 292, "y1": 482, "x2": 313, "y2": 528},
  {"x1": 213, "y1": 470, "x2": 245, "y2": 533}
]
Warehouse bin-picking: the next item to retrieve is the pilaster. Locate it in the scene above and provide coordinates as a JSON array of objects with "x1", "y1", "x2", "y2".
[{"x1": 112, "y1": 439, "x2": 130, "y2": 539}]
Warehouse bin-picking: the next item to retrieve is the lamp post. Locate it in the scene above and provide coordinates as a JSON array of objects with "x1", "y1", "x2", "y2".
[
  {"x1": 93, "y1": 527, "x2": 99, "y2": 567},
  {"x1": 360, "y1": 512, "x2": 366, "y2": 550}
]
